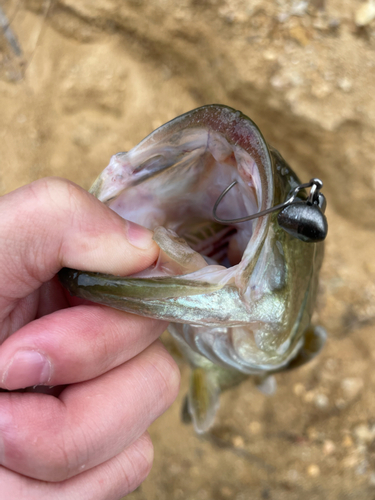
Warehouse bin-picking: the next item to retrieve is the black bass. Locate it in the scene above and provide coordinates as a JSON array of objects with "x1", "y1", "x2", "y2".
[{"x1": 59, "y1": 105, "x2": 327, "y2": 433}]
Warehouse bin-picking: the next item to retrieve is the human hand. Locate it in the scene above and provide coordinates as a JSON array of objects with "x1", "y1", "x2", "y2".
[{"x1": 0, "y1": 178, "x2": 180, "y2": 499}]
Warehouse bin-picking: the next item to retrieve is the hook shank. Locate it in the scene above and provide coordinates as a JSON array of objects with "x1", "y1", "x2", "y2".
[{"x1": 213, "y1": 178, "x2": 323, "y2": 224}]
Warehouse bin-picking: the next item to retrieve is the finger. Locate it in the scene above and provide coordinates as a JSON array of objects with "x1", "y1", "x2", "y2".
[
  {"x1": 0, "y1": 432, "x2": 153, "y2": 500},
  {"x1": 0, "y1": 340, "x2": 180, "y2": 481},
  {"x1": 0, "y1": 177, "x2": 158, "y2": 304},
  {"x1": 0, "y1": 304, "x2": 168, "y2": 390},
  {"x1": 36, "y1": 275, "x2": 69, "y2": 318}
]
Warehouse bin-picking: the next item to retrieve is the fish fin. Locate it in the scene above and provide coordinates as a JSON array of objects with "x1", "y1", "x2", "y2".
[
  {"x1": 188, "y1": 368, "x2": 220, "y2": 434},
  {"x1": 181, "y1": 395, "x2": 192, "y2": 425},
  {"x1": 282, "y1": 325, "x2": 327, "y2": 371}
]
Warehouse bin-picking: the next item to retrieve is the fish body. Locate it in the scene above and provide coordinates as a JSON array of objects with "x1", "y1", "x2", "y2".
[{"x1": 60, "y1": 105, "x2": 326, "y2": 432}]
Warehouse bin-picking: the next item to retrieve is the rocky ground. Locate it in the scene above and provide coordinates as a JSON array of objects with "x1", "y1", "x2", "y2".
[{"x1": 1, "y1": 1, "x2": 375, "y2": 498}]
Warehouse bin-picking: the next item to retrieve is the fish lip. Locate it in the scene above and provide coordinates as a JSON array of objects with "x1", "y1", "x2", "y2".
[{"x1": 94, "y1": 105, "x2": 274, "y2": 208}]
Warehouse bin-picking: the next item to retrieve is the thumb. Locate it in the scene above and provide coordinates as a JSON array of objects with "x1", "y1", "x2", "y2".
[{"x1": 0, "y1": 177, "x2": 158, "y2": 302}]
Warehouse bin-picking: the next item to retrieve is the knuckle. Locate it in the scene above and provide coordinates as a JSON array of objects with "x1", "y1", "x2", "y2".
[
  {"x1": 120, "y1": 434, "x2": 154, "y2": 496},
  {"x1": 134, "y1": 433, "x2": 154, "y2": 480},
  {"x1": 108, "y1": 436, "x2": 154, "y2": 499},
  {"x1": 30, "y1": 177, "x2": 87, "y2": 218},
  {"x1": 147, "y1": 342, "x2": 181, "y2": 411},
  {"x1": 35, "y1": 438, "x2": 76, "y2": 483},
  {"x1": 0, "y1": 397, "x2": 74, "y2": 483}
]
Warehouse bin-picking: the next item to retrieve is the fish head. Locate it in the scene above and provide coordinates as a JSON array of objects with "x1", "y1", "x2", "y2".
[{"x1": 61, "y1": 105, "x2": 325, "y2": 376}]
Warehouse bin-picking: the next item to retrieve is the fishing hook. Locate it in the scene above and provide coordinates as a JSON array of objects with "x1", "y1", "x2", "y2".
[{"x1": 213, "y1": 178, "x2": 324, "y2": 224}]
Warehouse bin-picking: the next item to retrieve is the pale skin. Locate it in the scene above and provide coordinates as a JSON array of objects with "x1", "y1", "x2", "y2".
[{"x1": 0, "y1": 178, "x2": 180, "y2": 499}]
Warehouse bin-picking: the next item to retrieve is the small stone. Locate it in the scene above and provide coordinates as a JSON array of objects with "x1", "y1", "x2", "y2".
[
  {"x1": 278, "y1": 12, "x2": 290, "y2": 23},
  {"x1": 307, "y1": 464, "x2": 320, "y2": 477},
  {"x1": 354, "y1": 424, "x2": 375, "y2": 444},
  {"x1": 355, "y1": 0, "x2": 375, "y2": 26},
  {"x1": 294, "y1": 383, "x2": 305, "y2": 396},
  {"x1": 270, "y1": 74, "x2": 287, "y2": 89},
  {"x1": 323, "y1": 440, "x2": 336, "y2": 455},
  {"x1": 291, "y1": 1, "x2": 309, "y2": 16},
  {"x1": 304, "y1": 390, "x2": 315, "y2": 403},
  {"x1": 232, "y1": 436, "x2": 245, "y2": 448},
  {"x1": 337, "y1": 78, "x2": 353, "y2": 93},
  {"x1": 287, "y1": 469, "x2": 300, "y2": 482},
  {"x1": 342, "y1": 435, "x2": 354, "y2": 448},
  {"x1": 314, "y1": 393, "x2": 329, "y2": 409},
  {"x1": 289, "y1": 25, "x2": 310, "y2": 46},
  {"x1": 311, "y1": 82, "x2": 333, "y2": 99},
  {"x1": 307, "y1": 427, "x2": 318, "y2": 440},
  {"x1": 343, "y1": 454, "x2": 361, "y2": 468},
  {"x1": 263, "y1": 50, "x2": 277, "y2": 61},
  {"x1": 341, "y1": 377, "x2": 363, "y2": 399},
  {"x1": 369, "y1": 472, "x2": 375, "y2": 486}
]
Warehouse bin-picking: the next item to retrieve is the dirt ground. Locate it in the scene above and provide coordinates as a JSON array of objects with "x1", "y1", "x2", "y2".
[{"x1": 1, "y1": 1, "x2": 375, "y2": 498}]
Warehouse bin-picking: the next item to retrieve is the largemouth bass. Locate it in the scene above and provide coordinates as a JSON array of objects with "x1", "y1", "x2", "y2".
[{"x1": 59, "y1": 105, "x2": 327, "y2": 433}]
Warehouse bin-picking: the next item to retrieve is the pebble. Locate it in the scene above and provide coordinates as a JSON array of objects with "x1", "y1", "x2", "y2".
[
  {"x1": 232, "y1": 435, "x2": 245, "y2": 448},
  {"x1": 323, "y1": 440, "x2": 336, "y2": 455},
  {"x1": 287, "y1": 469, "x2": 300, "y2": 482},
  {"x1": 341, "y1": 377, "x2": 363, "y2": 399},
  {"x1": 307, "y1": 464, "x2": 320, "y2": 477},
  {"x1": 343, "y1": 454, "x2": 361, "y2": 468},
  {"x1": 337, "y1": 78, "x2": 353, "y2": 93},
  {"x1": 342, "y1": 435, "x2": 354, "y2": 448},
  {"x1": 354, "y1": 424, "x2": 375, "y2": 444},
  {"x1": 304, "y1": 390, "x2": 315, "y2": 403},
  {"x1": 355, "y1": 0, "x2": 375, "y2": 26},
  {"x1": 314, "y1": 393, "x2": 329, "y2": 409},
  {"x1": 307, "y1": 427, "x2": 319, "y2": 440},
  {"x1": 289, "y1": 25, "x2": 310, "y2": 46},
  {"x1": 293, "y1": 383, "x2": 305, "y2": 396},
  {"x1": 290, "y1": 1, "x2": 309, "y2": 16}
]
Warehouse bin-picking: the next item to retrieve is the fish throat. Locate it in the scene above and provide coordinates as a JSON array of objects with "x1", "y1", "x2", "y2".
[{"x1": 97, "y1": 126, "x2": 271, "y2": 274}]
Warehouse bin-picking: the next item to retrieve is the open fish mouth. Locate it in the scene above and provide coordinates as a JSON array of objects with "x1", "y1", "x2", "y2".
[
  {"x1": 89, "y1": 105, "x2": 274, "y2": 284},
  {"x1": 60, "y1": 105, "x2": 325, "y2": 376}
]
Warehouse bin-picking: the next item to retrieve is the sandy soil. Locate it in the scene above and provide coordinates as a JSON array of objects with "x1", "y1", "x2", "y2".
[{"x1": 1, "y1": 1, "x2": 375, "y2": 498}]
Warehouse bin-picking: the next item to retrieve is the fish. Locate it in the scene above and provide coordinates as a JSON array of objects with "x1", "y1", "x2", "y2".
[{"x1": 59, "y1": 104, "x2": 327, "y2": 433}]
